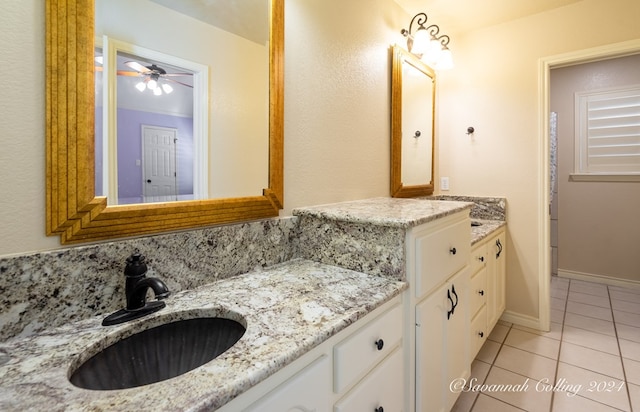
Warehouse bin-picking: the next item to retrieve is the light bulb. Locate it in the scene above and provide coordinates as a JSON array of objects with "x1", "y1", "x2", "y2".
[
  {"x1": 161, "y1": 83, "x2": 173, "y2": 94},
  {"x1": 411, "y1": 29, "x2": 430, "y2": 55},
  {"x1": 135, "y1": 82, "x2": 146, "y2": 92},
  {"x1": 153, "y1": 87, "x2": 162, "y2": 96},
  {"x1": 147, "y1": 79, "x2": 157, "y2": 90}
]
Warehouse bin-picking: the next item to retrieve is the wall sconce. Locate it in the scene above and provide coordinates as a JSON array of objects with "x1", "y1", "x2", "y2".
[{"x1": 401, "y1": 12, "x2": 453, "y2": 70}]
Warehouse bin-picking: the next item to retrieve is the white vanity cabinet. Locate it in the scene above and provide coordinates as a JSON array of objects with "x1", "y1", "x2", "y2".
[
  {"x1": 221, "y1": 297, "x2": 404, "y2": 412},
  {"x1": 469, "y1": 227, "x2": 506, "y2": 358},
  {"x1": 406, "y1": 211, "x2": 472, "y2": 412}
]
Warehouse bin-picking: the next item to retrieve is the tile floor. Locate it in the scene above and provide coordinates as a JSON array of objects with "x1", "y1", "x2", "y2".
[{"x1": 452, "y1": 276, "x2": 640, "y2": 412}]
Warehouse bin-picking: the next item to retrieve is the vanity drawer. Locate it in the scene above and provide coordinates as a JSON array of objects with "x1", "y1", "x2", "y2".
[
  {"x1": 470, "y1": 306, "x2": 488, "y2": 358},
  {"x1": 470, "y1": 267, "x2": 487, "y2": 316},
  {"x1": 415, "y1": 218, "x2": 471, "y2": 299},
  {"x1": 470, "y1": 243, "x2": 488, "y2": 275},
  {"x1": 333, "y1": 303, "x2": 403, "y2": 393},
  {"x1": 334, "y1": 347, "x2": 404, "y2": 412}
]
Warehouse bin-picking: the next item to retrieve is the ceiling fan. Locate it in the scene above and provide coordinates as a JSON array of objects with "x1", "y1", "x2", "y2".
[{"x1": 95, "y1": 59, "x2": 193, "y2": 95}]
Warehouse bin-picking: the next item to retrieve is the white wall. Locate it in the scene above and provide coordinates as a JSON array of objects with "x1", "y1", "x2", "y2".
[{"x1": 437, "y1": 0, "x2": 640, "y2": 321}]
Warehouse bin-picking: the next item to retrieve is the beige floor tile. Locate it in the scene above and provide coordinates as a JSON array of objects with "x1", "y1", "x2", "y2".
[
  {"x1": 616, "y1": 323, "x2": 640, "y2": 344},
  {"x1": 619, "y1": 338, "x2": 640, "y2": 362},
  {"x1": 562, "y1": 325, "x2": 619, "y2": 355},
  {"x1": 569, "y1": 280, "x2": 609, "y2": 297},
  {"x1": 551, "y1": 276, "x2": 570, "y2": 291},
  {"x1": 614, "y1": 310, "x2": 640, "y2": 328},
  {"x1": 476, "y1": 339, "x2": 502, "y2": 364},
  {"x1": 622, "y1": 357, "x2": 640, "y2": 386},
  {"x1": 564, "y1": 312, "x2": 616, "y2": 337},
  {"x1": 472, "y1": 393, "x2": 526, "y2": 411},
  {"x1": 566, "y1": 301, "x2": 613, "y2": 321},
  {"x1": 555, "y1": 363, "x2": 629, "y2": 411},
  {"x1": 452, "y1": 389, "x2": 478, "y2": 412},
  {"x1": 551, "y1": 287, "x2": 568, "y2": 300},
  {"x1": 552, "y1": 390, "x2": 625, "y2": 412},
  {"x1": 494, "y1": 345, "x2": 557, "y2": 382},
  {"x1": 559, "y1": 341, "x2": 624, "y2": 379},
  {"x1": 551, "y1": 297, "x2": 566, "y2": 311},
  {"x1": 551, "y1": 308, "x2": 565, "y2": 324},
  {"x1": 609, "y1": 285, "x2": 640, "y2": 296},
  {"x1": 612, "y1": 299, "x2": 640, "y2": 315},
  {"x1": 481, "y1": 366, "x2": 552, "y2": 412},
  {"x1": 628, "y1": 383, "x2": 640, "y2": 412},
  {"x1": 513, "y1": 322, "x2": 562, "y2": 341},
  {"x1": 488, "y1": 323, "x2": 511, "y2": 344},
  {"x1": 609, "y1": 289, "x2": 640, "y2": 303},
  {"x1": 568, "y1": 291, "x2": 611, "y2": 308},
  {"x1": 469, "y1": 360, "x2": 492, "y2": 387},
  {"x1": 504, "y1": 328, "x2": 561, "y2": 360}
]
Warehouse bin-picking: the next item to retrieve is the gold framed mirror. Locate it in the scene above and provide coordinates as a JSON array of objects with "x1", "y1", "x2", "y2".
[
  {"x1": 390, "y1": 45, "x2": 435, "y2": 198},
  {"x1": 45, "y1": 0, "x2": 283, "y2": 244}
]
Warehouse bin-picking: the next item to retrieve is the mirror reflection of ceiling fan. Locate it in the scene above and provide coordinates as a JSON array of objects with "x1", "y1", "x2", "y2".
[
  {"x1": 95, "y1": 58, "x2": 194, "y2": 96},
  {"x1": 119, "y1": 61, "x2": 194, "y2": 96}
]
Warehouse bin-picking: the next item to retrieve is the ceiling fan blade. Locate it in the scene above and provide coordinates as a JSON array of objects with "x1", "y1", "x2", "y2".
[
  {"x1": 162, "y1": 73, "x2": 194, "y2": 77},
  {"x1": 116, "y1": 70, "x2": 143, "y2": 77},
  {"x1": 125, "y1": 61, "x2": 151, "y2": 73},
  {"x1": 164, "y1": 78, "x2": 194, "y2": 88}
]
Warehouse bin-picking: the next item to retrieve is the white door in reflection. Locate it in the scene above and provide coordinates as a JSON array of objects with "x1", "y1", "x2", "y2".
[{"x1": 142, "y1": 125, "x2": 178, "y2": 203}]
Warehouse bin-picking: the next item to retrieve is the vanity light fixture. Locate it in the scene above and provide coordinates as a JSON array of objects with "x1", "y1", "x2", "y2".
[{"x1": 401, "y1": 12, "x2": 453, "y2": 70}]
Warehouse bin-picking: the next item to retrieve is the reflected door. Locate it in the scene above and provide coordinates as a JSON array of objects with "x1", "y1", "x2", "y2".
[{"x1": 142, "y1": 125, "x2": 178, "y2": 202}]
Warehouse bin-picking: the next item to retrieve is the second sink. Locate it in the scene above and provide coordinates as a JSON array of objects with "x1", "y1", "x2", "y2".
[{"x1": 69, "y1": 316, "x2": 246, "y2": 390}]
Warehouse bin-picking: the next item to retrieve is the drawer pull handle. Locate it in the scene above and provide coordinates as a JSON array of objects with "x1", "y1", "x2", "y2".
[
  {"x1": 479, "y1": 331, "x2": 484, "y2": 338},
  {"x1": 375, "y1": 407, "x2": 384, "y2": 412},
  {"x1": 450, "y1": 247, "x2": 457, "y2": 255},
  {"x1": 375, "y1": 339, "x2": 384, "y2": 350},
  {"x1": 478, "y1": 290, "x2": 484, "y2": 296},
  {"x1": 496, "y1": 239, "x2": 503, "y2": 258},
  {"x1": 447, "y1": 284, "x2": 459, "y2": 319}
]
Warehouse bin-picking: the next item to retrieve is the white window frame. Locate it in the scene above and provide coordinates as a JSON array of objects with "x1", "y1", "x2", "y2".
[{"x1": 571, "y1": 84, "x2": 640, "y2": 182}]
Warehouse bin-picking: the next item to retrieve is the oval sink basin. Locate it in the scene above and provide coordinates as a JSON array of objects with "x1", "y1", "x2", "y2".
[{"x1": 69, "y1": 317, "x2": 245, "y2": 390}]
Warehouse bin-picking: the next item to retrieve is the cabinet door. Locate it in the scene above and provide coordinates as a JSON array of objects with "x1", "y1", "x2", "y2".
[
  {"x1": 487, "y1": 230, "x2": 506, "y2": 328},
  {"x1": 415, "y1": 284, "x2": 448, "y2": 412},
  {"x1": 444, "y1": 267, "x2": 470, "y2": 411},
  {"x1": 245, "y1": 355, "x2": 331, "y2": 412},
  {"x1": 334, "y1": 347, "x2": 404, "y2": 412}
]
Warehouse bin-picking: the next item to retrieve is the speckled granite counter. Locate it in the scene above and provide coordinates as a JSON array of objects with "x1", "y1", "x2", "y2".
[
  {"x1": 0, "y1": 259, "x2": 406, "y2": 411},
  {"x1": 471, "y1": 219, "x2": 507, "y2": 245}
]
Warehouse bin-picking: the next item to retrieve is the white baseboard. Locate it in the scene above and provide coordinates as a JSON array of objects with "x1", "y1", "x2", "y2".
[
  {"x1": 557, "y1": 269, "x2": 640, "y2": 290},
  {"x1": 500, "y1": 310, "x2": 547, "y2": 332}
]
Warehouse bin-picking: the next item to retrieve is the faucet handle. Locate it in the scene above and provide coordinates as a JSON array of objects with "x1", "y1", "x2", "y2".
[{"x1": 125, "y1": 252, "x2": 148, "y2": 278}]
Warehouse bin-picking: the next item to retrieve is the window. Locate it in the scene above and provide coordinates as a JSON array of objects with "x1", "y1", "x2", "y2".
[{"x1": 573, "y1": 85, "x2": 640, "y2": 181}]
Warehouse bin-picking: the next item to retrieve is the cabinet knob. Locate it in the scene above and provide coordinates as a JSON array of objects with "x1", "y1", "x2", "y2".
[
  {"x1": 450, "y1": 247, "x2": 457, "y2": 255},
  {"x1": 478, "y1": 290, "x2": 484, "y2": 296},
  {"x1": 375, "y1": 407, "x2": 384, "y2": 412},
  {"x1": 479, "y1": 331, "x2": 484, "y2": 338},
  {"x1": 374, "y1": 339, "x2": 384, "y2": 351},
  {"x1": 478, "y1": 256, "x2": 484, "y2": 262}
]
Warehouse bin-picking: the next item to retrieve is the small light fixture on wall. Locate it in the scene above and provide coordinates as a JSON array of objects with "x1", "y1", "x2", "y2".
[{"x1": 401, "y1": 12, "x2": 453, "y2": 70}]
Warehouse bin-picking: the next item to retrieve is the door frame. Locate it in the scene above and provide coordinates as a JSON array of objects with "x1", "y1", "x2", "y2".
[{"x1": 537, "y1": 38, "x2": 640, "y2": 332}]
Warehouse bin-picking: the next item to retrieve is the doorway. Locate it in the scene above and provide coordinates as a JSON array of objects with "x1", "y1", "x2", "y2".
[
  {"x1": 142, "y1": 125, "x2": 178, "y2": 203},
  {"x1": 539, "y1": 39, "x2": 640, "y2": 331}
]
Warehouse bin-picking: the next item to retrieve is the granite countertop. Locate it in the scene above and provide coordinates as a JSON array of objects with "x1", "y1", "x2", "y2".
[
  {"x1": 293, "y1": 197, "x2": 473, "y2": 228},
  {"x1": 0, "y1": 259, "x2": 407, "y2": 411},
  {"x1": 471, "y1": 219, "x2": 507, "y2": 245}
]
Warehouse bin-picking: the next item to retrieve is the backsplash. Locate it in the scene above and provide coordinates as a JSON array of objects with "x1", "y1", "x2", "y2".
[
  {"x1": 429, "y1": 195, "x2": 506, "y2": 221},
  {"x1": 0, "y1": 217, "x2": 298, "y2": 342}
]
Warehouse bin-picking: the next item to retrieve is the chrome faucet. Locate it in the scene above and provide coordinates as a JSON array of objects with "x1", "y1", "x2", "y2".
[{"x1": 102, "y1": 252, "x2": 171, "y2": 326}]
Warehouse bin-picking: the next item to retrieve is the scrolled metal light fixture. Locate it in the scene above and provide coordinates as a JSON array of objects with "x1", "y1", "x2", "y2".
[{"x1": 401, "y1": 12, "x2": 453, "y2": 70}]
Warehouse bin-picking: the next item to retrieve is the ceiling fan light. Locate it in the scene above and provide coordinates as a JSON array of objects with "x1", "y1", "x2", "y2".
[
  {"x1": 147, "y1": 79, "x2": 157, "y2": 90},
  {"x1": 161, "y1": 83, "x2": 174, "y2": 94},
  {"x1": 135, "y1": 82, "x2": 146, "y2": 92},
  {"x1": 153, "y1": 87, "x2": 162, "y2": 96}
]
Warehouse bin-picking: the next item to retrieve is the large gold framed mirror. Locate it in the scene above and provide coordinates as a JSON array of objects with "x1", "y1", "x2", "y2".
[
  {"x1": 391, "y1": 45, "x2": 435, "y2": 198},
  {"x1": 45, "y1": 0, "x2": 283, "y2": 244}
]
